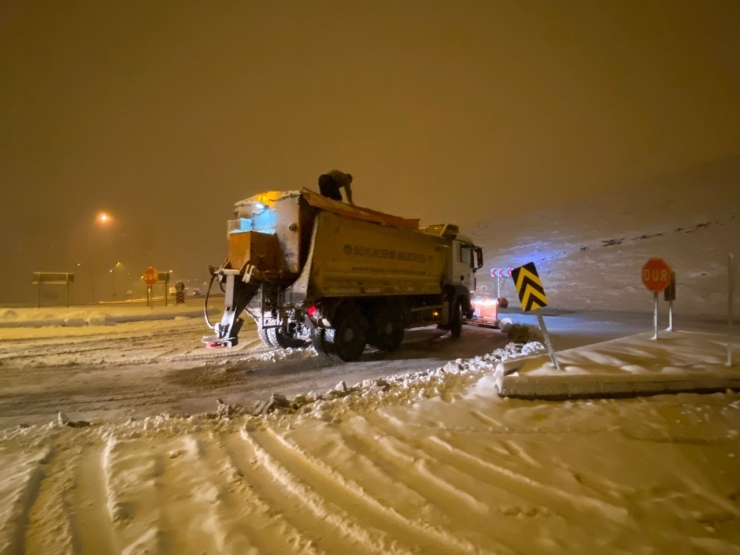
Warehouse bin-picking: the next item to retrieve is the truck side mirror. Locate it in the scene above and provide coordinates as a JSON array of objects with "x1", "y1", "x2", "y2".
[{"x1": 474, "y1": 247, "x2": 483, "y2": 270}]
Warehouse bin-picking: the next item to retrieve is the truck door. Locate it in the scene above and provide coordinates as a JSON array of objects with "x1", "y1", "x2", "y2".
[{"x1": 452, "y1": 240, "x2": 474, "y2": 293}]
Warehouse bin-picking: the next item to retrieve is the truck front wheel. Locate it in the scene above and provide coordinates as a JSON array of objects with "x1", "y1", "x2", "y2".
[{"x1": 450, "y1": 298, "x2": 465, "y2": 338}]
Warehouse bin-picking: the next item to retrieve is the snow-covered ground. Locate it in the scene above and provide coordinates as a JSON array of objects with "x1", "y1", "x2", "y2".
[{"x1": 1, "y1": 331, "x2": 738, "y2": 555}]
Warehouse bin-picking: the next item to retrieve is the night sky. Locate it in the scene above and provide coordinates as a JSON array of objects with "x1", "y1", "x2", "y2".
[{"x1": 1, "y1": 1, "x2": 739, "y2": 303}]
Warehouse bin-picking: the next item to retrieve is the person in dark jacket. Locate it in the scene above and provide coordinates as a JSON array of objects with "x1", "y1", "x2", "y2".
[{"x1": 318, "y1": 170, "x2": 354, "y2": 204}]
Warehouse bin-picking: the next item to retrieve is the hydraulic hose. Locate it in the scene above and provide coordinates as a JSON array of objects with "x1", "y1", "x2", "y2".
[{"x1": 204, "y1": 273, "x2": 218, "y2": 330}]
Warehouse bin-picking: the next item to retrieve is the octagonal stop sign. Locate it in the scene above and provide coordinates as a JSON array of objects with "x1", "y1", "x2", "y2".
[
  {"x1": 642, "y1": 258, "x2": 672, "y2": 292},
  {"x1": 142, "y1": 266, "x2": 159, "y2": 286}
]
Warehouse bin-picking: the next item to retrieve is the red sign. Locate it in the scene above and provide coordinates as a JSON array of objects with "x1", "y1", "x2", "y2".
[
  {"x1": 142, "y1": 266, "x2": 159, "y2": 286},
  {"x1": 642, "y1": 258, "x2": 672, "y2": 292}
]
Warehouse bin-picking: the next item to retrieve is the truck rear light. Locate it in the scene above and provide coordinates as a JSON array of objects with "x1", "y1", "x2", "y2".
[{"x1": 307, "y1": 305, "x2": 317, "y2": 317}]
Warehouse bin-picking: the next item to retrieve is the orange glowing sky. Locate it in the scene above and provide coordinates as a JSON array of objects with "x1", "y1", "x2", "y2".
[{"x1": 1, "y1": 1, "x2": 739, "y2": 302}]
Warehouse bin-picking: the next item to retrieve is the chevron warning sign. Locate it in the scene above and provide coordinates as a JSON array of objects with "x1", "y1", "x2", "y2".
[{"x1": 511, "y1": 262, "x2": 548, "y2": 312}]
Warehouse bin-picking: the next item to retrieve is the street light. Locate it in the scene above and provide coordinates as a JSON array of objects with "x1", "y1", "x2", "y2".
[{"x1": 87, "y1": 212, "x2": 112, "y2": 304}]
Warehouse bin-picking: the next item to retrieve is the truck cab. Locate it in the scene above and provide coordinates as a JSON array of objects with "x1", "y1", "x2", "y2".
[{"x1": 452, "y1": 236, "x2": 483, "y2": 294}]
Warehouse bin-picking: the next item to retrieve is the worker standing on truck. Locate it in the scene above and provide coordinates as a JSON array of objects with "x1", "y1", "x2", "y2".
[{"x1": 318, "y1": 170, "x2": 354, "y2": 204}]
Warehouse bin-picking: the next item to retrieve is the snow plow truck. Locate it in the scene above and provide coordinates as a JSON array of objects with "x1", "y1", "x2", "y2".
[{"x1": 204, "y1": 189, "x2": 484, "y2": 362}]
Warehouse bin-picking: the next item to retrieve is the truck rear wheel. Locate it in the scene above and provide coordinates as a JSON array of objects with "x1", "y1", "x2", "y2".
[
  {"x1": 257, "y1": 323, "x2": 276, "y2": 348},
  {"x1": 320, "y1": 304, "x2": 368, "y2": 362},
  {"x1": 311, "y1": 327, "x2": 331, "y2": 356},
  {"x1": 267, "y1": 326, "x2": 308, "y2": 349},
  {"x1": 369, "y1": 306, "x2": 404, "y2": 352}
]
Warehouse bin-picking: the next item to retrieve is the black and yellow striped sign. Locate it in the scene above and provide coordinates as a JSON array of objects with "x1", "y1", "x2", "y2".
[{"x1": 511, "y1": 262, "x2": 548, "y2": 311}]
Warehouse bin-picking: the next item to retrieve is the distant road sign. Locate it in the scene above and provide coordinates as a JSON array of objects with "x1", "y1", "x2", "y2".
[
  {"x1": 642, "y1": 258, "x2": 672, "y2": 293},
  {"x1": 142, "y1": 266, "x2": 159, "y2": 286},
  {"x1": 511, "y1": 262, "x2": 548, "y2": 311},
  {"x1": 32, "y1": 272, "x2": 74, "y2": 285},
  {"x1": 491, "y1": 268, "x2": 513, "y2": 278}
]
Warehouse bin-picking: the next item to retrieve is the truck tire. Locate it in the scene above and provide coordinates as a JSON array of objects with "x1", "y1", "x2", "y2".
[
  {"x1": 323, "y1": 304, "x2": 368, "y2": 362},
  {"x1": 311, "y1": 327, "x2": 332, "y2": 357},
  {"x1": 450, "y1": 298, "x2": 464, "y2": 338},
  {"x1": 369, "y1": 305, "x2": 404, "y2": 352},
  {"x1": 257, "y1": 323, "x2": 276, "y2": 348},
  {"x1": 267, "y1": 326, "x2": 308, "y2": 349}
]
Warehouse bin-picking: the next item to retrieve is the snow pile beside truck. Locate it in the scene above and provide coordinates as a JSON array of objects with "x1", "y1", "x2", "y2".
[{"x1": 206, "y1": 189, "x2": 484, "y2": 361}]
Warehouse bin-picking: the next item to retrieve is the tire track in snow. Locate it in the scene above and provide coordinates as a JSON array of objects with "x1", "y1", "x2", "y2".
[
  {"x1": 168, "y1": 433, "x2": 323, "y2": 555},
  {"x1": 222, "y1": 431, "x2": 368, "y2": 555},
  {"x1": 469, "y1": 410, "x2": 505, "y2": 428},
  {"x1": 73, "y1": 444, "x2": 118, "y2": 555},
  {"x1": 427, "y1": 435, "x2": 631, "y2": 523},
  {"x1": 24, "y1": 441, "x2": 78, "y2": 555},
  {"x1": 260, "y1": 427, "x2": 501, "y2": 555},
  {"x1": 0, "y1": 446, "x2": 54, "y2": 555},
  {"x1": 234, "y1": 428, "x2": 413, "y2": 555},
  {"x1": 340, "y1": 416, "x2": 518, "y2": 553},
  {"x1": 102, "y1": 435, "x2": 171, "y2": 555},
  {"x1": 293, "y1": 423, "x2": 445, "y2": 521},
  {"x1": 375, "y1": 410, "x2": 632, "y2": 523},
  {"x1": 162, "y1": 435, "x2": 247, "y2": 555},
  {"x1": 208, "y1": 433, "x2": 327, "y2": 555}
]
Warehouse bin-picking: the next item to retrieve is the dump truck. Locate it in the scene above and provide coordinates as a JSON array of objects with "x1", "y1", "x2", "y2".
[{"x1": 204, "y1": 189, "x2": 484, "y2": 361}]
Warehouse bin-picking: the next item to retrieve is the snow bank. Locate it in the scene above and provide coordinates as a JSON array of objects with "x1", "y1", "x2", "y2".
[
  {"x1": 0, "y1": 305, "x2": 212, "y2": 329},
  {"x1": 499, "y1": 330, "x2": 740, "y2": 399}
]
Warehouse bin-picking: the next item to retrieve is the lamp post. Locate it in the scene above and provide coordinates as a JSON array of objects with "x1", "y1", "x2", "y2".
[
  {"x1": 87, "y1": 212, "x2": 112, "y2": 304},
  {"x1": 111, "y1": 261, "x2": 122, "y2": 300}
]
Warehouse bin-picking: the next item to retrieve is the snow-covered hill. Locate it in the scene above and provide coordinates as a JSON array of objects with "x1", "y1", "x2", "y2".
[{"x1": 467, "y1": 154, "x2": 740, "y2": 316}]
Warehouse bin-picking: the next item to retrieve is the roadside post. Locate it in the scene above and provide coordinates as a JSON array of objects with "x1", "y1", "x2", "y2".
[
  {"x1": 158, "y1": 272, "x2": 170, "y2": 307},
  {"x1": 32, "y1": 272, "x2": 75, "y2": 308},
  {"x1": 142, "y1": 266, "x2": 159, "y2": 308},
  {"x1": 664, "y1": 271, "x2": 676, "y2": 331},
  {"x1": 641, "y1": 258, "x2": 672, "y2": 340},
  {"x1": 491, "y1": 268, "x2": 512, "y2": 298},
  {"x1": 511, "y1": 262, "x2": 559, "y2": 369},
  {"x1": 729, "y1": 253, "x2": 735, "y2": 367}
]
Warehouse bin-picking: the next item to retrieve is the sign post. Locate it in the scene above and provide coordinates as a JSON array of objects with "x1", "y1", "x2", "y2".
[
  {"x1": 32, "y1": 273, "x2": 75, "y2": 308},
  {"x1": 511, "y1": 262, "x2": 558, "y2": 369},
  {"x1": 641, "y1": 258, "x2": 672, "y2": 340},
  {"x1": 664, "y1": 271, "x2": 676, "y2": 331},
  {"x1": 158, "y1": 272, "x2": 171, "y2": 307},
  {"x1": 142, "y1": 266, "x2": 159, "y2": 308},
  {"x1": 491, "y1": 268, "x2": 512, "y2": 298}
]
